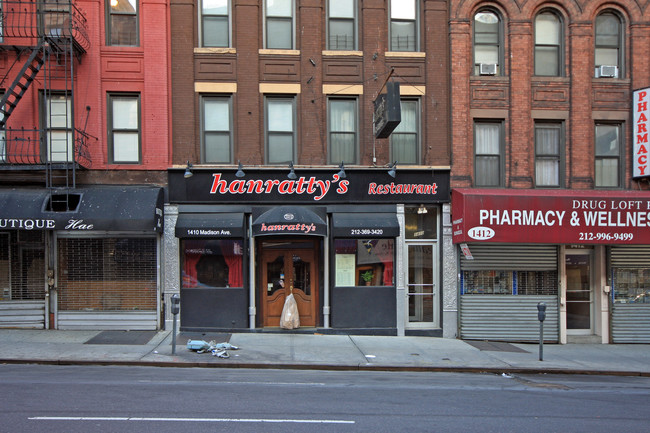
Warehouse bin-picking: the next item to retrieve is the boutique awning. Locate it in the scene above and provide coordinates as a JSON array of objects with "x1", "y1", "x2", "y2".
[
  {"x1": 252, "y1": 206, "x2": 327, "y2": 236},
  {"x1": 175, "y1": 213, "x2": 245, "y2": 238},
  {"x1": 331, "y1": 213, "x2": 400, "y2": 238},
  {"x1": 0, "y1": 186, "x2": 164, "y2": 232}
]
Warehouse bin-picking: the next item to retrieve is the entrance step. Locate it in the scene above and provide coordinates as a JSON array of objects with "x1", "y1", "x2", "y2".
[{"x1": 567, "y1": 335, "x2": 602, "y2": 344}]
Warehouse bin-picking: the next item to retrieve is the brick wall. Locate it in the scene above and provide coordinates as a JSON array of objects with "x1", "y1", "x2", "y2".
[
  {"x1": 174, "y1": 0, "x2": 451, "y2": 169},
  {"x1": 450, "y1": 0, "x2": 650, "y2": 191}
]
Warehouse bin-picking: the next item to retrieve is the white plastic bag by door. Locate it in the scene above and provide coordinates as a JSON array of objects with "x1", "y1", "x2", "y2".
[{"x1": 280, "y1": 293, "x2": 300, "y2": 329}]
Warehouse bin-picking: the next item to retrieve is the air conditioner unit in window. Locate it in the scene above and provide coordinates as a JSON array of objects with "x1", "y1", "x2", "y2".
[
  {"x1": 597, "y1": 65, "x2": 618, "y2": 78},
  {"x1": 479, "y1": 63, "x2": 497, "y2": 75}
]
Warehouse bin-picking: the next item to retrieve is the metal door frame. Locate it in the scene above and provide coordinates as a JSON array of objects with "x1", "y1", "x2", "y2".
[
  {"x1": 405, "y1": 241, "x2": 439, "y2": 329},
  {"x1": 565, "y1": 249, "x2": 594, "y2": 335}
]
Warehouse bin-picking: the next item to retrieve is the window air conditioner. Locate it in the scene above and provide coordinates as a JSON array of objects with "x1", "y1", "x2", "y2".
[
  {"x1": 479, "y1": 63, "x2": 498, "y2": 75},
  {"x1": 597, "y1": 65, "x2": 618, "y2": 78}
]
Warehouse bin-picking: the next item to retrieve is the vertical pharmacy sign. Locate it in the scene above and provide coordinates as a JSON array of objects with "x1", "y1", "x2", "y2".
[{"x1": 633, "y1": 87, "x2": 650, "y2": 178}]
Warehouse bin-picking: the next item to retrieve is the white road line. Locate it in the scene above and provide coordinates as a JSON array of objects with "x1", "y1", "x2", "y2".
[{"x1": 29, "y1": 416, "x2": 354, "y2": 424}]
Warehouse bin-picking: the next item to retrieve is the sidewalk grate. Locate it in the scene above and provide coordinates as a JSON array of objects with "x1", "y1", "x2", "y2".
[
  {"x1": 465, "y1": 340, "x2": 529, "y2": 353},
  {"x1": 84, "y1": 331, "x2": 157, "y2": 345}
]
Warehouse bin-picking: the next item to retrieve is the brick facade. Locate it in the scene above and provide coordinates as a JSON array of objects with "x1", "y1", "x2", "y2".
[
  {"x1": 450, "y1": 0, "x2": 650, "y2": 191},
  {"x1": 171, "y1": 0, "x2": 451, "y2": 169}
]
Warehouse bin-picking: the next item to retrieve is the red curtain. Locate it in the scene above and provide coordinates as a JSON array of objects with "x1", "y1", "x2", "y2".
[
  {"x1": 182, "y1": 253, "x2": 200, "y2": 288},
  {"x1": 223, "y1": 241, "x2": 243, "y2": 288}
]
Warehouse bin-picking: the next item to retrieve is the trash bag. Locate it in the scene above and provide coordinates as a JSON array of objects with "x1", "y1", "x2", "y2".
[
  {"x1": 280, "y1": 293, "x2": 300, "y2": 329},
  {"x1": 187, "y1": 339, "x2": 212, "y2": 352}
]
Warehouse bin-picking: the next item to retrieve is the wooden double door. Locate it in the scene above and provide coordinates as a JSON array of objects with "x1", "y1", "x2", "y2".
[{"x1": 260, "y1": 239, "x2": 319, "y2": 327}]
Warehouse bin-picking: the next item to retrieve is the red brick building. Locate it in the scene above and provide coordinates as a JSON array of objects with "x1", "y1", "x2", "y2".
[
  {"x1": 450, "y1": 1, "x2": 650, "y2": 343},
  {"x1": 0, "y1": 0, "x2": 170, "y2": 330},
  {"x1": 166, "y1": 0, "x2": 454, "y2": 336}
]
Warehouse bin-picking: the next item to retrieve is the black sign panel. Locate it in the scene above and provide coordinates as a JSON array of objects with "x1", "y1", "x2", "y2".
[
  {"x1": 169, "y1": 168, "x2": 450, "y2": 205},
  {"x1": 373, "y1": 82, "x2": 401, "y2": 139}
]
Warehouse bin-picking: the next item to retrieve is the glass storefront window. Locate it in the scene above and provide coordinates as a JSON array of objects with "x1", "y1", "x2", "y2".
[
  {"x1": 334, "y1": 239, "x2": 394, "y2": 286},
  {"x1": 613, "y1": 268, "x2": 650, "y2": 303},
  {"x1": 182, "y1": 239, "x2": 244, "y2": 288},
  {"x1": 462, "y1": 270, "x2": 558, "y2": 295},
  {"x1": 405, "y1": 206, "x2": 437, "y2": 239}
]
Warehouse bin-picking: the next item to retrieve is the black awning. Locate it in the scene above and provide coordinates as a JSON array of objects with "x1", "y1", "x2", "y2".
[
  {"x1": 252, "y1": 206, "x2": 327, "y2": 236},
  {"x1": 0, "y1": 186, "x2": 164, "y2": 232},
  {"x1": 175, "y1": 213, "x2": 245, "y2": 238},
  {"x1": 331, "y1": 213, "x2": 400, "y2": 238}
]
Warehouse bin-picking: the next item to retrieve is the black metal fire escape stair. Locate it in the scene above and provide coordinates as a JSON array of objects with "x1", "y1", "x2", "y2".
[{"x1": 0, "y1": 41, "x2": 46, "y2": 128}]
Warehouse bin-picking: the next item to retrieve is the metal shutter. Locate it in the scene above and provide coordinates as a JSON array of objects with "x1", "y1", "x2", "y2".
[
  {"x1": 460, "y1": 244, "x2": 558, "y2": 271},
  {"x1": 610, "y1": 246, "x2": 650, "y2": 343}
]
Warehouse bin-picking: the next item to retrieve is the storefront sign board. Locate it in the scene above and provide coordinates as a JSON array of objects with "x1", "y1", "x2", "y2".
[
  {"x1": 169, "y1": 168, "x2": 450, "y2": 205},
  {"x1": 452, "y1": 189, "x2": 650, "y2": 245}
]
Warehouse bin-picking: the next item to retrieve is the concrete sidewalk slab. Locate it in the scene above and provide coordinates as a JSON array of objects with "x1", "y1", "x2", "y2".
[{"x1": 0, "y1": 329, "x2": 649, "y2": 376}]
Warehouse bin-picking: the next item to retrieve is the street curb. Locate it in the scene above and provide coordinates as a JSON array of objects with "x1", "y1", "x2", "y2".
[{"x1": 2, "y1": 358, "x2": 649, "y2": 377}]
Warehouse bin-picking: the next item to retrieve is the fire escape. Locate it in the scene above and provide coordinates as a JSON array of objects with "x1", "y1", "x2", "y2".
[{"x1": 0, "y1": 0, "x2": 91, "y2": 210}]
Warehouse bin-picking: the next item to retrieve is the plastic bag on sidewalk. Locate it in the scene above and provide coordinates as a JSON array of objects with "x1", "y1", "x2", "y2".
[
  {"x1": 280, "y1": 293, "x2": 300, "y2": 329},
  {"x1": 187, "y1": 339, "x2": 213, "y2": 353}
]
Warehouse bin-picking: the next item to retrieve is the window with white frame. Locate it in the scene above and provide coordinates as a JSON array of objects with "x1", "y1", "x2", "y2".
[
  {"x1": 535, "y1": 122, "x2": 563, "y2": 187},
  {"x1": 535, "y1": 11, "x2": 562, "y2": 76},
  {"x1": 201, "y1": 0, "x2": 229, "y2": 47},
  {"x1": 473, "y1": 10, "x2": 502, "y2": 75},
  {"x1": 265, "y1": 97, "x2": 295, "y2": 164},
  {"x1": 265, "y1": 0, "x2": 293, "y2": 49},
  {"x1": 328, "y1": 98, "x2": 357, "y2": 164},
  {"x1": 595, "y1": 123, "x2": 623, "y2": 188},
  {"x1": 108, "y1": 93, "x2": 140, "y2": 163},
  {"x1": 44, "y1": 93, "x2": 73, "y2": 162},
  {"x1": 474, "y1": 121, "x2": 503, "y2": 187},
  {"x1": 391, "y1": 99, "x2": 419, "y2": 164},
  {"x1": 106, "y1": 0, "x2": 138, "y2": 46},
  {"x1": 389, "y1": 0, "x2": 417, "y2": 51},
  {"x1": 202, "y1": 96, "x2": 232, "y2": 163},
  {"x1": 328, "y1": 0, "x2": 356, "y2": 50},
  {"x1": 595, "y1": 11, "x2": 623, "y2": 78}
]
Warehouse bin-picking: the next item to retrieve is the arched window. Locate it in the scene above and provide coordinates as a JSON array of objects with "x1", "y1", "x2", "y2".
[
  {"x1": 473, "y1": 10, "x2": 502, "y2": 76},
  {"x1": 535, "y1": 11, "x2": 562, "y2": 76},
  {"x1": 595, "y1": 11, "x2": 623, "y2": 78}
]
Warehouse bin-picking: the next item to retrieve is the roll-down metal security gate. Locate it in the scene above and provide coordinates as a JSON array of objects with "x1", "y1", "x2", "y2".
[
  {"x1": 610, "y1": 246, "x2": 650, "y2": 343},
  {"x1": 460, "y1": 244, "x2": 559, "y2": 342}
]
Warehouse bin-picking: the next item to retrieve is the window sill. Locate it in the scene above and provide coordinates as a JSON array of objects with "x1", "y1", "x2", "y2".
[
  {"x1": 194, "y1": 47, "x2": 236, "y2": 54},
  {"x1": 385, "y1": 51, "x2": 425, "y2": 58},
  {"x1": 259, "y1": 49, "x2": 300, "y2": 56},
  {"x1": 530, "y1": 76, "x2": 569, "y2": 83},
  {"x1": 384, "y1": 51, "x2": 427, "y2": 58},
  {"x1": 322, "y1": 50, "x2": 363, "y2": 57}
]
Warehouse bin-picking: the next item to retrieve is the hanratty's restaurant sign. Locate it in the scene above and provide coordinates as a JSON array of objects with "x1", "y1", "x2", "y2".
[
  {"x1": 169, "y1": 168, "x2": 450, "y2": 204},
  {"x1": 452, "y1": 189, "x2": 650, "y2": 245}
]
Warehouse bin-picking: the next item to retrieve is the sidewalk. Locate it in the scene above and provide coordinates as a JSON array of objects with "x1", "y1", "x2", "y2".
[{"x1": 1, "y1": 329, "x2": 649, "y2": 376}]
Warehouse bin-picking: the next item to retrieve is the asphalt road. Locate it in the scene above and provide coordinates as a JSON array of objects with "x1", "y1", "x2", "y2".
[{"x1": 1, "y1": 365, "x2": 649, "y2": 432}]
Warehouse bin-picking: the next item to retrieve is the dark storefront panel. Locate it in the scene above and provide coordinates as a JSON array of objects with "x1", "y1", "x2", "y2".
[
  {"x1": 331, "y1": 286, "x2": 396, "y2": 330},
  {"x1": 178, "y1": 238, "x2": 248, "y2": 330},
  {"x1": 175, "y1": 213, "x2": 245, "y2": 238},
  {"x1": 331, "y1": 213, "x2": 400, "y2": 238},
  {"x1": 180, "y1": 288, "x2": 248, "y2": 330}
]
